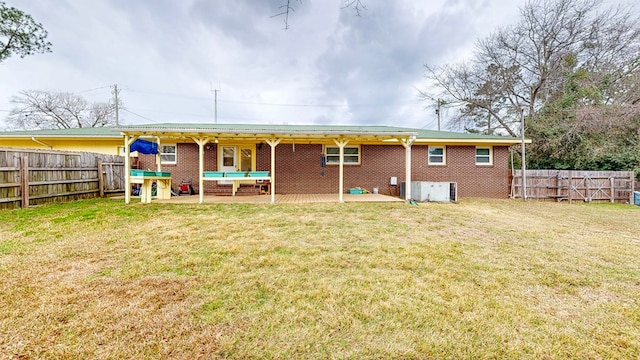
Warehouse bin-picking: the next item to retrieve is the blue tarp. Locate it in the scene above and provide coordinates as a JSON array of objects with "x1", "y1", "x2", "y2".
[{"x1": 130, "y1": 139, "x2": 159, "y2": 155}]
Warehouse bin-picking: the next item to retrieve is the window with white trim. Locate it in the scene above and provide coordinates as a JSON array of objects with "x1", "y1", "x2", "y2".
[
  {"x1": 325, "y1": 145, "x2": 361, "y2": 165},
  {"x1": 475, "y1": 146, "x2": 492, "y2": 165},
  {"x1": 160, "y1": 144, "x2": 177, "y2": 164},
  {"x1": 428, "y1": 146, "x2": 446, "y2": 165}
]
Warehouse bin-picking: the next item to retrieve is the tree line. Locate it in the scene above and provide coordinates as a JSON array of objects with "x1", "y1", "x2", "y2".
[{"x1": 421, "y1": 0, "x2": 640, "y2": 175}]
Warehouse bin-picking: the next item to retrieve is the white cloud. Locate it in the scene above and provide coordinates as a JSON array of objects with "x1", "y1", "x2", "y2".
[{"x1": 1, "y1": 0, "x2": 564, "y2": 130}]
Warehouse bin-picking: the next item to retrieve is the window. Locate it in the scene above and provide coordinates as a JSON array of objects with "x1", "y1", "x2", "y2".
[
  {"x1": 222, "y1": 146, "x2": 235, "y2": 166},
  {"x1": 475, "y1": 147, "x2": 492, "y2": 165},
  {"x1": 428, "y1": 146, "x2": 446, "y2": 165},
  {"x1": 160, "y1": 144, "x2": 177, "y2": 164},
  {"x1": 325, "y1": 145, "x2": 360, "y2": 165},
  {"x1": 240, "y1": 148, "x2": 252, "y2": 171}
]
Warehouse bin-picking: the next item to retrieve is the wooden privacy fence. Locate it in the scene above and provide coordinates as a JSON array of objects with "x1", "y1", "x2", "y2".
[
  {"x1": 511, "y1": 169, "x2": 635, "y2": 203},
  {"x1": 0, "y1": 148, "x2": 126, "y2": 210}
]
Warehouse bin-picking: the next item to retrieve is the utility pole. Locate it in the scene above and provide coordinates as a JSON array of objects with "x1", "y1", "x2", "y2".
[
  {"x1": 113, "y1": 84, "x2": 120, "y2": 126},
  {"x1": 212, "y1": 88, "x2": 220, "y2": 124}
]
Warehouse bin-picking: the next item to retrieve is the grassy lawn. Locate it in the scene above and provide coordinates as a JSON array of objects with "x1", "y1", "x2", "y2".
[{"x1": 1, "y1": 198, "x2": 639, "y2": 359}]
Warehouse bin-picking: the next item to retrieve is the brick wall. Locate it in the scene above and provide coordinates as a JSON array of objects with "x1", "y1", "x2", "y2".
[
  {"x1": 412, "y1": 145, "x2": 511, "y2": 198},
  {"x1": 256, "y1": 144, "x2": 407, "y2": 195},
  {"x1": 138, "y1": 143, "x2": 511, "y2": 198}
]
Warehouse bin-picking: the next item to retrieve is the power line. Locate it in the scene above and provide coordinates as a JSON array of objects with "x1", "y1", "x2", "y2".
[
  {"x1": 121, "y1": 109, "x2": 159, "y2": 123},
  {"x1": 125, "y1": 87, "x2": 419, "y2": 108},
  {"x1": 219, "y1": 99, "x2": 347, "y2": 108},
  {"x1": 127, "y1": 88, "x2": 210, "y2": 101},
  {"x1": 122, "y1": 106, "x2": 279, "y2": 123},
  {"x1": 78, "y1": 85, "x2": 112, "y2": 93},
  {"x1": 125, "y1": 107, "x2": 210, "y2": 118},
  {"x1": 127, "y1": 88, "x2": 337, "y2": 106},
  {"x1": 421, "y1": 119, "x2": 438, "y2": 130}
]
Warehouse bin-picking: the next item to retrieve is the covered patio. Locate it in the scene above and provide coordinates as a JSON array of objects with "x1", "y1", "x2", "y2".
[{"x1": 118, "y1": 124, "x2": 419, "y2": 205}]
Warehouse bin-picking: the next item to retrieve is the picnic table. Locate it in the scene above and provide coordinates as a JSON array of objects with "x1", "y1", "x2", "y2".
[
  {"x1": 203, "y1": 171, "x2": 271, "y2": 196},
  {"x1": 130, "y1": 170, "x2": 172, "y2": 203}
]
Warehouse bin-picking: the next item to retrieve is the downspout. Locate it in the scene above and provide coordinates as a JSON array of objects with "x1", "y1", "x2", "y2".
[{"x1": 31, "y1": 137, "x2": 53, "y2": 149}]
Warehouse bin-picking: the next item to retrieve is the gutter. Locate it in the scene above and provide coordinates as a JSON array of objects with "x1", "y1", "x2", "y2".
[
  {"x1": 31, "y1": 137, "x2": 53, "y2": 149},
  {"x1": 116, "y1": 127, "x2": 419, "y2": 138},
  {"x1": 412, "y1": 138, "x2": 531, "y2": 145}
]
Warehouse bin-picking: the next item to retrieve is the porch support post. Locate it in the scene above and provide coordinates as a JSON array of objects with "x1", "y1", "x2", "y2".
[
  {"x1": 124, "y1": 134, "x2": 139, "y2": 205},
  {"x1": 266, "y1": 138, "x2": 281, "y2": 204},
  {"x1": 333, "y1": 138, "x2": 349, "y2": 203},
  {"x1": 400, "y1": 136, "x2": 416, "y2": 202},
  {"x1": 156, "y1": 136, "x2": 162, "y2": 171},
  {"x1": 192, "y1": 137, "x2": 211, "y2": 204}
]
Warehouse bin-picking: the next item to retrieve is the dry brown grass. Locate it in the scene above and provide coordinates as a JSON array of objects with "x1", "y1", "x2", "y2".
[{"x1": 1, "y1": 198, "x2": 640, "y2": 359}]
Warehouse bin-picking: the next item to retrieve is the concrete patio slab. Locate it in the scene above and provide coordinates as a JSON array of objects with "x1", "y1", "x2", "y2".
[{"x1": 150, "y1": 193, "x2": 404, "y2": 204}]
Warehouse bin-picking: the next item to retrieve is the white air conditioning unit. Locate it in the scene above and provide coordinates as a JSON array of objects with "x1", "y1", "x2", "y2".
[{"x1": 410, "y1": 181, "x2": 457, "y2": 202}]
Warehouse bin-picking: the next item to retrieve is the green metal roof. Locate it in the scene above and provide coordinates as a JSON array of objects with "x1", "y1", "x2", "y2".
[
  {"x1": 116, "y1": 123, "x2": 417, "y2": 133},
  {"x1": 412, "y1": 128, "x2": 515, "y2": 140},
  {"x1": 115, "y1": 123, "x2": 517, "y2": 141},
  {"x1": 0, "y1": 123, "x2": 520, "y2": 141},
  {"x1": 0, "y1": 126, "x2": 120, "y2": 137}
]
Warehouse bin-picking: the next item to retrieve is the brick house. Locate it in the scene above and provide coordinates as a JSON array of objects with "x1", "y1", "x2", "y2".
[
  {"x1": 0, "y1": 124, "x2": 525, "y2": 203},
  {"x1": 116, "y1": 123, "x2": 525, "y2": 204}
]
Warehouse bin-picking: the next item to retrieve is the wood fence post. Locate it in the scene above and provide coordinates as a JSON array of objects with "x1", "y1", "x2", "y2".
[
  {"x1": 610, "y1": 176, "x2": 614, "y2": 203},
  {"x1": 517, "y1": 169, "x2": 522, "y2": 199},
  {"x1": 568, "y1": 170, "x2": 573, "y2": 204},
  {"x1": 98, "y1": 159, "x2": 105, "y2": 198},
  {"x1": 20, "y1": 156, "x2": 29, "y2": 209},
  {"x1": 631, "y1": 173, "x2": 635, "y2": 205}
]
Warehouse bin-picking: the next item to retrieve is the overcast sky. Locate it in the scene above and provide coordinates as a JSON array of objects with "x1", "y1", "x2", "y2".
[{"x1": 0, "y1": 0, "x2": 630, "y2": 130}]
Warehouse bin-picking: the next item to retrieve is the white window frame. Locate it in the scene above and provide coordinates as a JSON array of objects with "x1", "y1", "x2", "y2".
[
  {"x1": 428, "y1": 146, "x2": 446, "y2": 165},
  {"x1": 160, "y1": 144, "x2": 177, "y2": 165},
  {"x1": 475, "y1": 146, "x2": 493, "y2": 166},
  {"x1": 325, "y1": 145, "x2": 361, "y2": 165}
]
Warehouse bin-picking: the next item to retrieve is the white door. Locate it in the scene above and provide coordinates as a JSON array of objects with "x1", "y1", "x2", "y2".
[{"x1": 219, "y1": 146, "x2": 237, "y2": 184}]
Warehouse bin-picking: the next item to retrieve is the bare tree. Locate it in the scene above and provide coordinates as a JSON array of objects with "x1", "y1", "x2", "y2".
[
  {"x1": 421, "y1": 0, "x2": 640, "y2": 136},
  {"x1": 273, "y1": 0, "x2": 366, "y2": 29},
  {"x1": 5, "y1": 90, "x2": 119, "y2": 130},
  {"x1": 341, "y1": 0, "x2": 366, "y2": 15}
]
